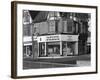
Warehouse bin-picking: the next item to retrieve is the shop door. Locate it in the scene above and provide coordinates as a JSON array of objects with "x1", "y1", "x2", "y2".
[{"x1": 39, "y1": 43, "x2": 46, "y2": 57}]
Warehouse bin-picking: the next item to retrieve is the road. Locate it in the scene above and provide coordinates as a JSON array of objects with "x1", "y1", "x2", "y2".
[{"x1": 23, "y1": 54, "x2": 90, "y2": 69}]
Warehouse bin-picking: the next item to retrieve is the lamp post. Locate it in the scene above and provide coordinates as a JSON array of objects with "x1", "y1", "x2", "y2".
[
  {"x1": 32, "y1": 22, "x2": 35, "y2": 59},
  {"x1": 32, "y1": 22, "x2": 39, "y2": 59}
]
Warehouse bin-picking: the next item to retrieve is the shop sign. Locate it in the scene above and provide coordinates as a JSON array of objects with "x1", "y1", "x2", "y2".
[
  {"x1": 46, "y1": 35, "x2": 60, "y2": 42},
  {"x1": 67, "y1": 36, "x2": 73, "y2": 41},
  {"x1": 67, "y1": 35, "x2": 78, "y2": 41},
  {"x1": 61, "y1": 35, "x2": 78, "y2": 41}
]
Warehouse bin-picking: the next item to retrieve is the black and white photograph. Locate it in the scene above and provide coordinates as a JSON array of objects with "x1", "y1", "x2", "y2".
[
  {"x1": 23, "y1": 10, "x2": 91, "y2": 69},
  {"x1": 11, "y1": 1, "x2": 97, "y2": 78}
]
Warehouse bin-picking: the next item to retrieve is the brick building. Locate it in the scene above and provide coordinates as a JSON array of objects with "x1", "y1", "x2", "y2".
[{"x1": 23, "y1": 10, "x2": 90, "y2": 59}]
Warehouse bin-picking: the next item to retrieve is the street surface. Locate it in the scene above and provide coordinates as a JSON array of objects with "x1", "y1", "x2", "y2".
[{"x1": 23, "y1": 54, "x2": 90, "y2": 69}]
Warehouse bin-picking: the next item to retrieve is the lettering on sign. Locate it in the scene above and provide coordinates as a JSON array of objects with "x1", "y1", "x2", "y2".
[
  {"x1": 67, "y1": 36, "x2": 73, "y2": 41},
  {"x1": 46, "y1": 36, "x2": 60, "y2": 41}
]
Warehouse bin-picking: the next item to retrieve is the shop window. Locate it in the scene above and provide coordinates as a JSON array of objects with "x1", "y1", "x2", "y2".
[
  {"x1": 23, "y1": 45, "x2": 32, "y2": 58},
  {"x1": 62, "y1": 42, "x2": 75, "y2": 56},
  {"x1": 47, "y1": 42, "x2": 60, "y2": 57}
]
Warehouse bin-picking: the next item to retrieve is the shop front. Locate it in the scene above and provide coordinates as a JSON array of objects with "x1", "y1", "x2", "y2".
[
  {"x1": 23, "y1": 34, "x2": 78, "y2": 58},
  {"x1": 36, "y1": 34, "x2": 79, "y2": 58}
]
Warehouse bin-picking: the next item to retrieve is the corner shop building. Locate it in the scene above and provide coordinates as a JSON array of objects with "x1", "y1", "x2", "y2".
[
  {"x1": 24, "y1": 34, "x2": 78, "y2": 58},
  {"x1": 23, "y1": 11, "x2": 90, "y2": 59}
]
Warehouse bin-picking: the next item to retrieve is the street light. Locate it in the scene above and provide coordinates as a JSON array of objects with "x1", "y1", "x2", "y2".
[{"x1": 31, "y1": 22, "x2": 35, "y2": 59}]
